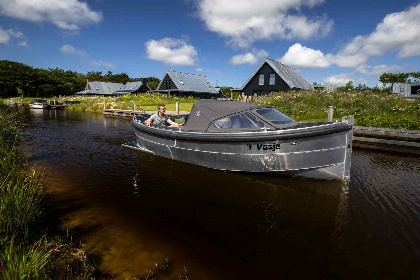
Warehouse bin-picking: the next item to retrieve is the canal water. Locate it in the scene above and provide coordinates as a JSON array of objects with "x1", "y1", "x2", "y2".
[{"x1": 19, "y1": 108, "x2": 420, "y2": 279}]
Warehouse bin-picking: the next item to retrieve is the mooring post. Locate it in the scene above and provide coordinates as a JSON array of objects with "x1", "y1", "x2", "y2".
[
  {"x1": 104, "y1": 100, "x2": 106, "y2": 110},
  {"x1": 230, "y1": 89, "x2": 233, "y2": 99},
  {"x1": 133, "y1": 101, "x2": 136, "y2": 111},
  {"x1": 176, "y1": 102, "x2": 179, "y2": 115},
  {"x1": 328, "y1": 106, "x2": 334, "y2": 122}
]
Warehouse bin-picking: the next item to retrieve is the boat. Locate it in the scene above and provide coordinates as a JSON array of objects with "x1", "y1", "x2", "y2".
[
  {"x1": 49, "y1": 100, "x2": 69, "y2": 109},
  {"x1": 29, "y1": 99, "x2": 49, "y2": 109},
  {"x1": 128, "y1": 99, "x2": 354, "y2": 181}
]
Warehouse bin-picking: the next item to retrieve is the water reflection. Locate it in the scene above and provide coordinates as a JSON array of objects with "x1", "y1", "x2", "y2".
[
  {"x1": 39, "y1": 147, "x2": 349, "y2": 279},
  {"x1": 18, "y1": 107, "x2": 420, "y2": 279}
]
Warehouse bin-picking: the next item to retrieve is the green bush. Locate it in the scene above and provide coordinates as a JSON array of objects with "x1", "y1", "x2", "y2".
[
  {"x1": 255, "y1": 91, "x2": 420, "y2": 130},
  {"x1": 356, "y1": 114, "x2": 420, "y2": 130}
]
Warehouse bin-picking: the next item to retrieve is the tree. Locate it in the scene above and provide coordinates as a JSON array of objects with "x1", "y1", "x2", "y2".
[
  {"x1": 337, "y1": 81, "x2": 354, "y2": 92},
  {"x1": 147, "y1": 77, "x2": 161, "y2": 90},
  {"x1": 86, "y1": 71, "x2": 103, "y2": 81},
  {"x1": 379, "y1": 72, "x2": 411, "y2": 90}
]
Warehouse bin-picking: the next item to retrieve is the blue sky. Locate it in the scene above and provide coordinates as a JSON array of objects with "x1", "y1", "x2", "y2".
[{"x1": 0, "y1": 0, "x2": 419, "y2": 88}]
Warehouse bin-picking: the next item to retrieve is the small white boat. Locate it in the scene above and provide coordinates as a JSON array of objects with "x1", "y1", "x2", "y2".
[
  {"x1": 29, "y1": 99, "x2": 49, "y2": 109},
  {"x1": 49, "y1": 100, "x2": 68, "y2": 109}
]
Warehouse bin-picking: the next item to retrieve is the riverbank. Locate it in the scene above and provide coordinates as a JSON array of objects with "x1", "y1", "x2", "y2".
[
  {"x1": 0, "y1": 105, "x2": 189, "y2": 279},
  {"x1": 4, "y1": 90, "x2": 419, "y2": 130},
  {"x1": 0, "y1": 104, "x2": 95, "y2": 279}
]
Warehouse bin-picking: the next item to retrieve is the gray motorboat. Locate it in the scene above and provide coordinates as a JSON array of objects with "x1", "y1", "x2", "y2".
[{"x1": 129, "y1": 100, "x2": 354, "y2": 181}]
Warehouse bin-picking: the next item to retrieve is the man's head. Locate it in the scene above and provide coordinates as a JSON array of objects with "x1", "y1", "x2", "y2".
[{"x1": 157, "y1": 104, "x2": 166, "y2": 115}]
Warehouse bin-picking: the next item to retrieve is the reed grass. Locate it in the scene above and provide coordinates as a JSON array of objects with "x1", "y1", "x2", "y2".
[
  {"x1": 0, "y1": 238, "x2": 50, "y2": 280},
  {"x1": 0, "y1": 104, "x2": 51, "y2": 278}
]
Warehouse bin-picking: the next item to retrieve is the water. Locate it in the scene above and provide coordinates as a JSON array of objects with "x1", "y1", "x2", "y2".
[{"x1": 19, "y1": 108, "x2": 420, "y2": 279}]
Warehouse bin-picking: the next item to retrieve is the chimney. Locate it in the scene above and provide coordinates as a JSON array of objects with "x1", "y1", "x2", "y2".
[
  {"x1": 85, "y1": 78, "x2": 91, "y2": 90},
  {"x1": 142, "y1": 78, "x2": 148, "y2": 91}
]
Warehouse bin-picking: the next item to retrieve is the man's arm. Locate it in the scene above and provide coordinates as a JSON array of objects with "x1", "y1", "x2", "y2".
[
  {"x1": 167, "y1": 118, "x2": 182, "y2": 128},
  {"x1": 144, "y1": 117, "x2": 153, "y2": 126}
]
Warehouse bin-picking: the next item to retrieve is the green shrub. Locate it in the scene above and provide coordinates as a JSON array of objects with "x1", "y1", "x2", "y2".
[
  {"x1": 356, "y1": 114, "x2": 420, "y2": 130},
  {"x1": 255, "y1": 91, "x2": 420, "y2": 129}
]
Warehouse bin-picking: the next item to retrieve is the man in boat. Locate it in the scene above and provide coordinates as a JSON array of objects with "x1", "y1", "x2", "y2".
[{"x1": 144, "y1": 104, "x2": 183, "y2": 128}]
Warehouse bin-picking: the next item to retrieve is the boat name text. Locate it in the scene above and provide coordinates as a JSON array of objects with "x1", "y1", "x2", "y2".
[{"x1": 247, "y1": 143, "x2": 281, "y2": 151}]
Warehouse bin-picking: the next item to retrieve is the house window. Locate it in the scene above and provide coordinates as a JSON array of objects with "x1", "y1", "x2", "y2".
[
  {"x1": 269, "y1": 73, "x2": 275, "y2": 85},
  {"x1": 166, "y1": 80, "x2": 170, "y2": 89},
  {"x1": 259, "y1": 74, "x2": 264, "y2": 85}
]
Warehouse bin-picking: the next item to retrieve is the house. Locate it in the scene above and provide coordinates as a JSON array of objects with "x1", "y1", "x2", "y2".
[
  {"x1": 113, "y1": 78, "x2": 151, "y2": 95},
  {"x1": 240, "y1": 58, "x2": 311, "y2": 95},
  {"x1": 392, "y1": 83, "x2": 420, "y2": 97},
  {"x1": 77, "y1": 78, "x2": 150, "y2": 95},
  {"x1": 312, "y1": 83, "x2": 326, "y2": 91},
  {"x1": 154, "y1": 70, "x2": 223, "y2": 99}
]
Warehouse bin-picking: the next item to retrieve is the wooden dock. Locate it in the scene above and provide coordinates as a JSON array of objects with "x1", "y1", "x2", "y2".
[{"x1": 353, "y1": 126, "x2": 420, "y2": 148}]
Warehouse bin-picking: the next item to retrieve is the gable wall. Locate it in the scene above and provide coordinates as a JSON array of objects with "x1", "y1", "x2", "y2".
[
  {"x1": 157, "y1": 75, "x2": 178, "y2": 90},
  {"x1": 243, "y1": 62, "x2": 290, "y2": 95}
]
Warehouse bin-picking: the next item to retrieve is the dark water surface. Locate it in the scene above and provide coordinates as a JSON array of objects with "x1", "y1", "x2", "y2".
[{"x1": 19, "y1": 108, "x2": 420, "y2": 279}]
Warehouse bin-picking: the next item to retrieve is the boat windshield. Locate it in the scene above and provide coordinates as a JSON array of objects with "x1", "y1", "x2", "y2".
[
  {"x1": 256, "y1": 108, "x2": 294, "y2": 125},
  {"x1": 212, "y1": 112, "x2": 264, "y2": 129},
  {"x1": 32, "y1": 99, "x2": 46, "y2": 103}
]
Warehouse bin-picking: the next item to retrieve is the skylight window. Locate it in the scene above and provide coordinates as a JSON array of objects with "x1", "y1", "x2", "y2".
[{"x1": 179, "y1": 80, "x2": 184, "y2": 85}]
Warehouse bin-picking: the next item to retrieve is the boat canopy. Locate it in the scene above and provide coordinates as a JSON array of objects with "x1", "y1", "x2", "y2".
[
  {"x1": 31, "y1": 99, "x2": 47, "y2": 103},
  {"x1": 183, "y1": 99, "x2": 297, "y2": 132}
]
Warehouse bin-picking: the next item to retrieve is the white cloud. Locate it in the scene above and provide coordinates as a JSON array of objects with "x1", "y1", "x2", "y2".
[
  {"x1": 354, "y1": 64, "x2": 404, "y2": 75},
  {"x1": 0, "y1": 0, "x2": 102, "y2": 31},
  {"x1": 59, "y1": 44, "x2": 88, "y2": 56},
  {"x1": 145, "y1": 38, "x2": 197, "y2": 66},
  {"x1": 196, "y1": 68, "x2": 203, "y2": 72},
  {"x1": 230, "y1": 49, "x2": 268, "y2": 65},
  {"x1": 0, "y1": 26, "x2": 9, "y2": 44},
  {"x1": 0, "y1": 26, "x2": 26, "y2": 44},
  {"x1": 331, "y1": 4, "x2": 420, "y2": 67},
  {"x1": 90, "y1": 60, "x2": 116, "y2": 68},
  {"x1": 196, "y1": 0, "x2": 332, "y2": 48},
  {"x1": 280, "y1": 43, "x2": 330, "y2": 68},
  {"x1": 281, "y1": 4, "x2": 420, "y2": 69},
  {"x1": 7, "y1": 29, "x2": 24, "y2": 38},
  {"x1": 18, "y1": 41, "x2": 28, "y2": 47},
  {"x1": 324, "y1": 73, "x2": 353, "y2": 85},
  {"x1": 323, "y1": 63, "x2": 405, "y2": 86},
  {"x1": 230, "y1": 53, "x2": 258, "y2": 65}
]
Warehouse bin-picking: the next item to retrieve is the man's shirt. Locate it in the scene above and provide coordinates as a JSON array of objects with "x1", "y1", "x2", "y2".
[{"x1": 149, "y1": 113, "x2": 168, "y2": 125}]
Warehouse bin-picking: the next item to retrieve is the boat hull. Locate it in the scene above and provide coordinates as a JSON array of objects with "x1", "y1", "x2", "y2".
[
  {"x1": 132, "y1": 120, "x2": 353, "y2": 181},
  {"x1": 29, "y1": 104, "x2": 49, "y2": 109}
]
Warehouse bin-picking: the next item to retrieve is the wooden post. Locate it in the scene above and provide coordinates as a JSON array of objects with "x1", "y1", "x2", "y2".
[
  {"x1": 328, "y1": 106, "x2": 334, "y2": 122},
  {"x1": 133, "y1": 101, "x2": 136, "y2": 111},
  {"x1": 104, "y1": 100, "x2": 106, "y2": 110},
  {"x1": 230, "y1": 89, "x2": 233, "y2": 99},
  {"x1": 176, "y1": 102, "x2": 179, "y2": 115}
]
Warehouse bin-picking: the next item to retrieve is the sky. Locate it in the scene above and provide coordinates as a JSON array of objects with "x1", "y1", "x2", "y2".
[{"x1": 0, "y1": 0, "x2": 419, "y2": 88}]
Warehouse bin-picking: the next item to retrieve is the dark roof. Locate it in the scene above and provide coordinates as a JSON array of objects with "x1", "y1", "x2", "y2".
[
  {"x1": 183, "y1": 99, "x2": 269, "y2": 132},
  {"x1": 157, "y1": 70, "x2": 220, "y2": 94},
  {"x1": 241, "y1": 58, "x2": 311, "y2": 90},
  {"x1": 114, "y1": 81, "x2": 151, "y2": 94}
]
